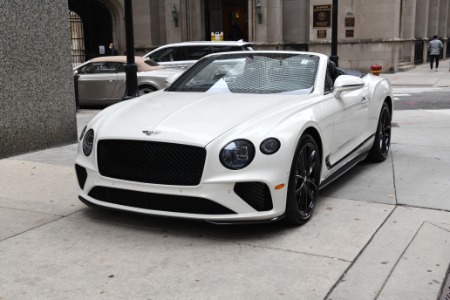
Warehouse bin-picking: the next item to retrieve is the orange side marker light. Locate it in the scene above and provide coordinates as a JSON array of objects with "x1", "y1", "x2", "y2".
[{"x1": 275, "y1": 184, "x2": 285, "y2": 190}]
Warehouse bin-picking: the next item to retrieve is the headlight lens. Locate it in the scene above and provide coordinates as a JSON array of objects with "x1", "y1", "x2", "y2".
[
  {"x1": 220, "y1": 139, "x2": 255, "y2": 170},
  {"x1": 82, "y1": 129, "x2": 94, "y2": 156},
  {"x1": 260, "y1": 138, "x2": 281, "y2": 155}
]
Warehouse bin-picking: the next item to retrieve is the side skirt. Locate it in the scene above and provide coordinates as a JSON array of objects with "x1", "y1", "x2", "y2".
[
  {"x1": 320, "y1": 135, "x2": 375, "y2": 190},
  {"x1": 319, "y1": 152, "x2": 368, "y2": 190}
]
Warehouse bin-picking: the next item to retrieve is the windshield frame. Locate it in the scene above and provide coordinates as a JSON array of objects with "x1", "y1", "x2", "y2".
[{"x1": 167, "y1": 51, "x2": 319, "y2": 95}]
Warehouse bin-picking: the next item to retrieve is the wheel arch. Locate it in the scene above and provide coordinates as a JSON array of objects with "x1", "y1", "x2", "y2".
[
  {"x1": 384, "y1": 96, "x2": 393, "y2": 118},
  {"x1": 138, "y1": 83, "x2": 158, "y2": 91},
  {"x1": 302, "y1": 127, "x2": 323, "y2": 164}
]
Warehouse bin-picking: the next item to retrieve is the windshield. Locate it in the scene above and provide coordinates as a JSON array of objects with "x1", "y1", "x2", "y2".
[{"x1": 168, "y1": 53, "x2": 319, "y2": 94}]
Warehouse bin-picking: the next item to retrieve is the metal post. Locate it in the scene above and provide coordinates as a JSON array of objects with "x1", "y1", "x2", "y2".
[
  {"x1": 330, "y1": 0, "x2": 339, "y2": 66},
  {"x1": 123, "y1": 0, "x2": 139, "y2": 100}
]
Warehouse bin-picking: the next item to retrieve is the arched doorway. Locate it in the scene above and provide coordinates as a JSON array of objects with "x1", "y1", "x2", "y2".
[
  {"x1": 69, "y1": 0, "x2": 114, "y2": 63},
  {"x1": 205, "y1": 0, "x2": 249, "y2": 41}
]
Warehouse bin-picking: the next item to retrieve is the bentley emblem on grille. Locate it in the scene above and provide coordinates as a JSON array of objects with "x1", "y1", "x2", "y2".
[{"x1": 142, "y1": 130, "x2": 158, "y2": 136}]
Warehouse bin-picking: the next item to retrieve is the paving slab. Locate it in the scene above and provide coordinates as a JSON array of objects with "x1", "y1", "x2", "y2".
[
  {"x1": 378, "y1": 221, "x2": 450, "y2": 300},
  {"x1": 0, "y1": 159, "x2": 84, "y2": 215},
  {"x1": 326, "y1": 206, "x2": 450, "y2": 300},
  {"x1": 0, "y1": 216, "x2": 349, "y2": 300},
  {"x1": 320, "y1": 155, "x2": 396, "y2": 205},
  {"x1": 391, "y1": 109, "x2": 450, "y2": 210},
  {"x1": 0, "y1": 207, "x2": 60, "y2": 241},
  {"x1": 392, "y1": 144, "x2": 450, "y2": 210},
  {"x1": 71, "y1": 196, "x2": 393, "y2": 263}
]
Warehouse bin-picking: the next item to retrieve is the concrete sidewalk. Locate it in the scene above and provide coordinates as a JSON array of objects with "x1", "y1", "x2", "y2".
[
  {"x1": 381, "y1": 59, "x2": 450, "y2": 87},
  {"x1": 1, "y1": 68, "x2": 450, "y2": 299}
]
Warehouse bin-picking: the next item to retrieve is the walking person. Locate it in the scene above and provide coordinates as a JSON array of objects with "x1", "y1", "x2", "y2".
[{"x1": 428, "y1": 35, "x2": 443, "y2": 72}]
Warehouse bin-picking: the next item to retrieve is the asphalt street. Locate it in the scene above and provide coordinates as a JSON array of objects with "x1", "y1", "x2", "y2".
[
  {"x1": 393, "y1": 87, "x2": 450, "y2": 110},
  {"x1": 0, "y1": 62, "x2": 449, "y2": 300}
]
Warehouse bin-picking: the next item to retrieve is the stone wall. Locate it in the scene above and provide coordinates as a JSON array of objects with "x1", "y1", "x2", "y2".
[{"x1": 0, "y1": 0, "x2": 77, "y2": 159}]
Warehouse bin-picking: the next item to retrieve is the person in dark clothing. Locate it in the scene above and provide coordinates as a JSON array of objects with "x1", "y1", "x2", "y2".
[
  {"x1": 109, "y1": 43, "x2": 119, "y2": 56},
  {"x1": 428, "y1": 35, "x2": 443, "y2": 71},
  {"x1": 230, "y1": 21, "x2": 243, "y2": 41}
]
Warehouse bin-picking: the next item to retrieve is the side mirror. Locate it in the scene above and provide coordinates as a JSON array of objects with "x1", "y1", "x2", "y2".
[
  {"x1": 165, "y1": 72, "x2": 182, "y2": 86},
  {"x1": 73, "y1": 70, "x2": 79, "y2": 76},
  {"x1": 334, "y1": 75, "x2": 365, "y2": 98}
]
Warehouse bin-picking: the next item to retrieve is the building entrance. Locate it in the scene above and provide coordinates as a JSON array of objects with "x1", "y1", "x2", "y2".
[
  {"x1": 68, "y1": 0, "x2": 113, "y2": 64},
  {"x1": 205, "y1": 0, "x2": 248, "y2": 42}
]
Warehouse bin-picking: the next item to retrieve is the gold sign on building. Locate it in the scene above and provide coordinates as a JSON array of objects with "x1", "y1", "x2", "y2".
[
  {"x1": 313, "y1": 5, "x2": 331, "y2": 28},
  {"x1": 317, "y1": 30, "x2": 327, "y2": 38}
]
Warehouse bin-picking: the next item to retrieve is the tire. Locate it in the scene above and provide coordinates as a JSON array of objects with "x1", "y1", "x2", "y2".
[
  {"x1": 284, "y1": 134, "x2": 321, "y2": 226},
  {"x1": 138, "y1": 85, "x2": 157, "y2": 96},
  {"x1": 368, "y1": 102, "x2": 391, "y2": 162}
]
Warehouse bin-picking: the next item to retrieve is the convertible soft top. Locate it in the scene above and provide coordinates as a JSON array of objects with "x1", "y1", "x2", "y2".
[{"x1": 89, "y1": 56, "x2": 163, "y2": 72}]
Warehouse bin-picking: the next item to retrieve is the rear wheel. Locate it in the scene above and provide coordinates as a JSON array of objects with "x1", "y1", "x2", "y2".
[
  {"x1": 284, "y1": 134, "x2": 321, "y2": 226},
  {"x1": 138, "y1": 85, "x2": 157, "y2": 96},
  {"x1": 368, "y1": 102, "x2": 391, "y2": 162}
]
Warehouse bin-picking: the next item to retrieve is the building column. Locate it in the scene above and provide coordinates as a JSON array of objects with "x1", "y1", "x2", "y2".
[
  {"x1": 266, "y1": 0, "x2": 283, "y2": 45},
  {"x1": 428, "y1": 0, "x2": 440, "y2": 37},
  {"x1": 400, "y1": 0, "x2": 417, "y2": 63},
  {"x1": 253, "y1": 0, "x2": 283, "y2": 48},
  {"x1": 180, "y1": 0, "x2": 204, "y2": 41}
]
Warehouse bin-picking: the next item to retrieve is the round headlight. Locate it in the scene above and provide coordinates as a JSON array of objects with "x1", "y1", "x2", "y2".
[
  {"x1": 220, "y1": 139, "x2": 255, "y2": 170},
  {"x1": 82, "y1": 129, "x2": 94, "y2": 156},
  {"x1": 260, "y1": 138, "x2": 281, "y2": 155}
]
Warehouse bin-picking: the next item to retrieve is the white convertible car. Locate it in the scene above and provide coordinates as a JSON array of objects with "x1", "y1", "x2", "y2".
[{"x1": 75, "y1": 51, "x2": 393, "y2": 226}]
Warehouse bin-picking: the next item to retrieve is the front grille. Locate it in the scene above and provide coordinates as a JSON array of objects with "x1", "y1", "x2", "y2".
[
  {"x1": 97, "y1": 140, "x2": 206, "y2": 186},
  {"x1": 75, "y1": 164, "x2": 87, "y2": 189},
  {"x1": 234, "y1": 182, "x2": 273, "y2": 211},
  {"x1": 88, "y1": 186, "x2": 236, "y2": 215}
]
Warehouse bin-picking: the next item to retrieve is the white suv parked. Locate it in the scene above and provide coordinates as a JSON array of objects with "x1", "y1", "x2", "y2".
[{"x1": 143, "y1": 41, "x2": 253, "y2": 69}]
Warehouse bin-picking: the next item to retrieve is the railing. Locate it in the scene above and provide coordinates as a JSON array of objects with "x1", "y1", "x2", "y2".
[{"x1": 70, "y1": 11, "x2": 86, "y2": 68}]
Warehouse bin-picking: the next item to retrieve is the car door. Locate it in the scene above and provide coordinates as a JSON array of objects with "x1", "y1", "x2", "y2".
[
  {"x1": 328, "y1": 73, "x2": 369, "y2": 166},
  {"x1": 109, "y1": 63, "x2": 126, "y2": 100},
  {"x1": 77, "y1": 62, "x2": 119, "y2": 101}
]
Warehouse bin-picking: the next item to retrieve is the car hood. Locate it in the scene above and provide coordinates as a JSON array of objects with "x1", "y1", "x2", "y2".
[{"x1": 95, "y1": 91, "x2": 311, "y2": 147}]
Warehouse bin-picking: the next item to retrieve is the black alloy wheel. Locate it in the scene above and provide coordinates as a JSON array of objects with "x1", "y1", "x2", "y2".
[
  {"x1": 285, "y1": 134, "x2": 321, "y2": 225},
  {"x1": 368, "y1": 102, "x2": 391, "y2": 162}
]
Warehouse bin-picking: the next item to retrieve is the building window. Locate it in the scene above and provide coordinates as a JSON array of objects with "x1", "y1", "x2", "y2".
[{"x1": 70, "y1": 11, "x2": 86, "y2": 67}]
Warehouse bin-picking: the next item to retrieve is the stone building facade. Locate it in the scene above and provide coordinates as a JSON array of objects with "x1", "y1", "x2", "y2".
[
  {"x1": 1, "y1": 1, "x2": 77, "y2": 158},
  {"x1": 70, "y1": 0, "x2": 450, "y2": 73}
]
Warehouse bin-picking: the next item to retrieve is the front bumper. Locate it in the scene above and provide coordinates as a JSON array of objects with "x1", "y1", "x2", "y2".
[{"x1": 75, "y1": 163, "x2": 288, "y2": 223}]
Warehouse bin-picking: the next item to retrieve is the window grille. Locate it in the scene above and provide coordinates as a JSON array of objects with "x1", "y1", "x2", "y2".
[{"x1": 70, "y1": 11, "x2": 86, "y2": 68}]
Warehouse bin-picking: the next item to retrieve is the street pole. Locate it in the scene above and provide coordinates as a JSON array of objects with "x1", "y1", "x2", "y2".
[
  {"x1": 330, "y1": 0, "x2": 339, "y2": 66},
  {"x1": 123, "y1": 0, "x2": 139, "y2": 100}
]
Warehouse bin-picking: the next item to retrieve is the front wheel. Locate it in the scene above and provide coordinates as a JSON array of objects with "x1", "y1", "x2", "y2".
[
  {"x1": 138, "y1": 85, "x2": 157, "y2": 96},
  {"x1": 368, "y1": 102, "x2": 391, "y2": 162},
  {"x1": 284, "y1": 134, "x2": 321, "y2": 226}
]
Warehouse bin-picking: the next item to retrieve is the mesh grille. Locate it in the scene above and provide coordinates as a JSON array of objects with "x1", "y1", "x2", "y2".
[
  {"x1": 225, "y1": 55, "x2": 318, "y2": 94},
  {"x1": 234, "y1": 182, "x2": 273, "y2": 211},
  {"x1": 97, "y1": 140, "x2": 206, "y2": 186},
  {"x1": 75, "y1": 164, "x2": 87, "y2": 189},
  {"x1": 88, "y1": 186, "x2": 236, "y2": 215}
]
